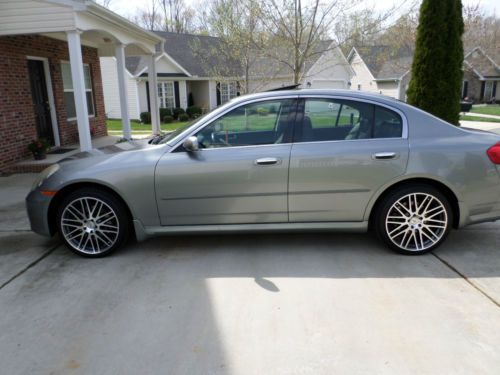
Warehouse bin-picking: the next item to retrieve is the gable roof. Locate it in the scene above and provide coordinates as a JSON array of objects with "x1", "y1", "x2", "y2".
[
  {"x1": 464, "y1": 47, "x2": 500, "y2": 79},
  {"x1": 125, "y1": 32, "x2": 340, "y2": 80},
  {"x1": 348, "y1": 46, "x2": 412, "y2": 80}
]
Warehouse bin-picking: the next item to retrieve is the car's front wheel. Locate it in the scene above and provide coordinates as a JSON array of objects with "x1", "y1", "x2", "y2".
[
  {"x1": 57, "y1": 188, "x2": 129, "y2": 257},
  {"x1": 375, "y1": 185, "x2": 452, "y2": 255}
]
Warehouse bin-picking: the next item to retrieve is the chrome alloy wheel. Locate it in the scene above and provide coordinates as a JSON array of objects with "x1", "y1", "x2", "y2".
[
  {"x1": 385, "y1": 193, "x2": 448, "y2": 252},
  {"x1": 60, "y1": 197, "x2": 119, "y2": 255}
]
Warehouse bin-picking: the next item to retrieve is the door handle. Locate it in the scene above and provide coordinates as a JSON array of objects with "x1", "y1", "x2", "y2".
[
  {"x1": 255, "y1": 157, "x2": 281, "y2": 166},
  {"x1": 373, "y1": 152, "x2": 397, "y2": 160}
]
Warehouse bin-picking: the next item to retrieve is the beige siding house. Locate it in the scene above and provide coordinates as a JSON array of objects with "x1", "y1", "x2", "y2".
[{"x1": 347, "y1": 46, "x2": 412, "y2": 101}]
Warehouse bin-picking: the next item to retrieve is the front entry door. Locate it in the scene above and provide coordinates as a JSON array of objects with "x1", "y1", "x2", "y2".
[{"x1": 27, "y1": 60, "x2": 54, "y2": 144}]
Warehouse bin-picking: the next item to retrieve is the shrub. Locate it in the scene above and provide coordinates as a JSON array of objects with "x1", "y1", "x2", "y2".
[
  {"x1": 28, "y1": 139, "x2": 50, "y2": 154},
  {"x1": 140, "y1": 112, "x2": 151, "y2": 124},
  {"x1": 163, "y1": 115, "x2": 174, "y2": 123},
  {"x1": 179, "y1": 113, "x2": 189, "y2": 122},
  {"x1": 172, "y1": 107, "x2": 185, "y2": 120},
  {"x1": 186, "y1": 106, "x2": 202, "y2": 118},
  {"x1": 159, "y1": 108, "x2": 172, "y2": 119},
  {"x1": 257, "y1": 107, "x2": 270, "y2": 116},
  {"x1": 406, "y1": 0, "x2": 464, "y2": 125}
]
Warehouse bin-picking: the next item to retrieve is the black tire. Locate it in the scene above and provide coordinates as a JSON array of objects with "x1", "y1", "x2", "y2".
[
  {"x1": 57, "y1": 188, "x2": 130, "y2": 257},
  {"x1": 374, "y1": 184, "x2": 453, "y2": 255}
]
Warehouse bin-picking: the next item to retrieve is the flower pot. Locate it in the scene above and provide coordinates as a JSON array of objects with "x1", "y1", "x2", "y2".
[{"x1": 33, "y1": 152, "x2": 46, "y2": 160}]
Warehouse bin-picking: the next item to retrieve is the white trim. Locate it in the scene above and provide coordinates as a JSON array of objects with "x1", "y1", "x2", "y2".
[
  {"x1": 305, "y1": 43, "x2": 355, "y2": 78},
  {"x1": 463, "y1": 60, "x2": 484, "y2": 80},
  {"x1": 135, "y1": 52, "x2": 192, "y2": 77},
  {"x1": 347, "y1": 47, "x2": 376, "y2": 81},
  {"x1": 465, "y1": 47, "x2": 500, "y2": 71},
  {"x1": 160, "y1": 52, "x2": 191, "y2": 76},
  {"x1": 26, "y1": 55, "x2": 61, "y2": 147}
]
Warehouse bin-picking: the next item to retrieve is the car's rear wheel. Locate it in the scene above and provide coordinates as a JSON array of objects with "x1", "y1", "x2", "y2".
[
  {"x1": 57, "y1": 188, "x2": 129, "y2": 257},
  {"x1": 375, "y1": 185, "x2": 452, "y2": 255}
]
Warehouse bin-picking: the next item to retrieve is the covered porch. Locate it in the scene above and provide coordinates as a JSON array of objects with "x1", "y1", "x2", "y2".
[{"x1": 0, "y1": 0, "x2": 165, "y2": 171}]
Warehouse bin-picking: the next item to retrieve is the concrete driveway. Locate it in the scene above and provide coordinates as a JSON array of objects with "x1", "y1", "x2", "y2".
[{"x1": 0, "y1": 174, "x2": 499, "y2": 375}]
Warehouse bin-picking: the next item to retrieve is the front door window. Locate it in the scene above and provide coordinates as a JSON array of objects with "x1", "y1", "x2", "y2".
[{"x1": 194, "y1": 99, "x2": 296, "y2": 148}]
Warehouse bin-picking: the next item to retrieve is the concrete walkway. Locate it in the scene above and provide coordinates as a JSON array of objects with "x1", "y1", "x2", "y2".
[
  {"x1": 460, "y1": 120, "x2": 500, "y2": 134},
  {"x1": 1, "y1": 175, "x2": 500, "y2": 374},
  {"x1": 465, "y1": 112, "x2": 500, "y2": 120}
]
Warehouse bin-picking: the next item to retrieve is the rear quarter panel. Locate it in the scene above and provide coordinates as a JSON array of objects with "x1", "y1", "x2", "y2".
[{"x1": 403, "y1": 108, "x2": 500, "y2": 226}]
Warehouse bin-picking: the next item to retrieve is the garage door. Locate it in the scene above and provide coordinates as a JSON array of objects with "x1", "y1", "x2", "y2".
[{"x1": 310, "y1": 80, "x2": 346, "y2": 89}]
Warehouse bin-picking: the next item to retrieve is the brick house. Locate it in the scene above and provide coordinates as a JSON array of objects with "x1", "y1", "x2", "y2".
[
  {"x1": 0, "y1": 0, "x2": 164, "y2": 172},
  {"x1": 462, "y1": 47, "x2": 500, "y2": 103}
]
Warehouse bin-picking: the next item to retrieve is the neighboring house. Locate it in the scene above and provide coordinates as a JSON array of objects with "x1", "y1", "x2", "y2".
[
  {"x1": 0, "y1": 0, "x2": 163, "y2": 171},
  {"x1": 101, "y1": 32, "x2": 241, "y2": 119},
  {"x1": 101, "y1": 34, "x2": 353, "y2": 119},
  {"x1": 302, "y1": 41, "x2": 354, "y2": 90},
  {"x1": 348, "y1": 45, "x2": 500, "y2": 104},
  {"x1": 347, "y1": 46, "x2": 412, "y2": 101},
  {"x1": 462, "y1": 47, "x2": 500, "y2": 103},
  {"x1": 247, "y1": 40, "x2": 353, "y2": 92}
]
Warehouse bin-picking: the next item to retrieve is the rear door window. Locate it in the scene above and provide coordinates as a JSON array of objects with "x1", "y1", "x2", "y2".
[{"x1": 294, "y1": 98, "x2": 404, "y2": 142}]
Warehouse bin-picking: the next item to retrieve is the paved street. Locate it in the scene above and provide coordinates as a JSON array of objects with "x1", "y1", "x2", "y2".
[{"x1": 0, "y1": 173, "x2": 499, "y2": 375}]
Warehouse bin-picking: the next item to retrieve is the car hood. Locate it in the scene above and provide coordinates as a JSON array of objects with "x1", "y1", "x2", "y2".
[{"x1": 59, "y1": 139, "x2": 152, "y2": 163}]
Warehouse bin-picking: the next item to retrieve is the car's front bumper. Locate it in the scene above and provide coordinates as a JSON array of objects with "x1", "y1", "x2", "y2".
[{"x1": 26, "y1": 190, "x2": 53, "y2": 237}]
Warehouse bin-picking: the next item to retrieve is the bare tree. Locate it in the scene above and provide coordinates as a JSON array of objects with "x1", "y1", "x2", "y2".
[
  {"x1": 158, "y1": 0, "x2": 196, "y2": 33},
  {"x1": 132, "y1": 0, "x2": 162, "y2": 31},
  {"x1": 463, "y1": 2, "x2": 500, "y2": 58},
  {"x1": 256, "y1": 0, "x2": 407, "y2": 85},
  {"x1": 191, "y1": 0, "x2": 270, "y2": 93},
  {"x1": 94, "y1": 0, "x2": 113, "y2": 8}
]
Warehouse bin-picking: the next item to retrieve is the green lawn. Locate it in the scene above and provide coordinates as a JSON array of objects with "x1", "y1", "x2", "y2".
[
  {"x1": 470, "y1": 105, "x2": 500, "y2": 116},
  {"x1": 106, "y1": 119, "x2": 189, "y2": 133},
  {"x1": 460, "y1": 115, "x2": 500, "y2": 123}
]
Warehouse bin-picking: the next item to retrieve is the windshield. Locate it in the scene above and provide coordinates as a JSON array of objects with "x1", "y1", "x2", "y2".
[{"x1": 159, "y1": 112, "x2": 211, "y2": 144}]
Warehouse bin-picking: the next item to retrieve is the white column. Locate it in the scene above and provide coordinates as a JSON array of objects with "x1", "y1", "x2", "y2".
[
  {"x1": 147, "y1": 55, "x2": 160, "y2": 135},
  {"x1": 115, "y1": 43, "x2": 131, "y2": 140},
  {"x1": 66, "y1": 30, "x2": 92, "y2": 151}
]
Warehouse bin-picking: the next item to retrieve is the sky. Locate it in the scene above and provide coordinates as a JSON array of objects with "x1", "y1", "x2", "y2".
[{"x1": 106, "y1": 0, "x2": 498, "y2": 21}]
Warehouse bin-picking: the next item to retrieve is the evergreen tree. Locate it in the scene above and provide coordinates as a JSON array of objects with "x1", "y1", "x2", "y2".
[{"x1": 407, "y1": 0, "x2": 464, "y2": 125}]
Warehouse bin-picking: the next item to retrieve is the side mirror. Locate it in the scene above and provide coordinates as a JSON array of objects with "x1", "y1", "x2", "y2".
[{"x1": 183, "y1": 136, "x2": 199, "y2": 152}]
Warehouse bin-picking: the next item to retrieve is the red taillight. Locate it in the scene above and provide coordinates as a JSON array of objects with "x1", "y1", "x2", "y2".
[{"x1": 487, "y1": 142, "x2": 500, "y2": 164}]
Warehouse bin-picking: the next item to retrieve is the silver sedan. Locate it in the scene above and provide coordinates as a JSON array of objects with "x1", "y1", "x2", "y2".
[{"x1": 26, "y1": 90, "x2": 500, "y2": 257}]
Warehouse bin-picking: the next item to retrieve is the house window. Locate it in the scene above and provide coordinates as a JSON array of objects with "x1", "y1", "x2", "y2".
[
  {"x1": 220, "y1": 82, "x2": 237, "y2": 104},
  {"x1": 157, "y1": 82, "x2": 175, "y2": 109},
  {"x1": 462, "y1": 80, "x2": 469, "y2": 99},
  {"x1": 61, "y1": 62, "x2": 95, "y2": 120},
  {"x1": 484, "y1": 81, "x2": 494, "y2": 101}
]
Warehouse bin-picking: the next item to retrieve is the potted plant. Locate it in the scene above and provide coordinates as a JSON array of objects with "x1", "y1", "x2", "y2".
[{"x1": 28, "y1": 139, "x2": 50, "y2": 160}]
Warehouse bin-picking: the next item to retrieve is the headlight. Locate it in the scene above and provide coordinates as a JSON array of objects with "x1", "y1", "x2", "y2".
[{"x1": 31, "y1": 164, "x2": 60, "y2": 191}]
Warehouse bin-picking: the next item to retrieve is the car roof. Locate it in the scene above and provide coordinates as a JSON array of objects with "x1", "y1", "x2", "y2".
[{"x1": 233, "y1": 89, "x2": 402, "y2": 106}]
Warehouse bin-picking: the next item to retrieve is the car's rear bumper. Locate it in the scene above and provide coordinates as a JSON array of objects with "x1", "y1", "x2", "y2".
[{"x1": 26, "y1": 190, "x2": 53, "y2": 237}]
